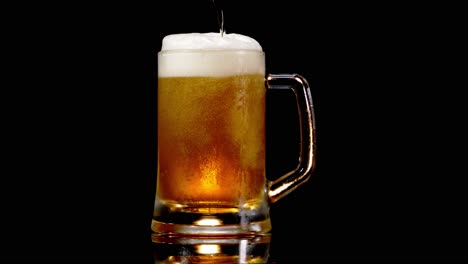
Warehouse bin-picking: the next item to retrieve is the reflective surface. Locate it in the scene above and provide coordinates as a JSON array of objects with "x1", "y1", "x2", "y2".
[{"x1": 152, "y1": 234, "x2": 272, "y2": 263}]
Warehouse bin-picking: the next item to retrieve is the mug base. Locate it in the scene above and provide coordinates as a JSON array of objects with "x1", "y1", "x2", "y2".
[
  {"x1": 152, "y1": 201, "x2": 272, "y2": 236},
  {"x1": 151, "y1": 217, "x2": 272, "y2": 237}
]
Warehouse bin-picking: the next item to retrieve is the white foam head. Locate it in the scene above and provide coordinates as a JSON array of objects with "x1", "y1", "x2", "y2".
[
  {"x1": 158, "y1": 33, "x2": 265, "y2": 77},
  {"x1": 161, "y1": 32, "x2": 263, "y2": 51}
]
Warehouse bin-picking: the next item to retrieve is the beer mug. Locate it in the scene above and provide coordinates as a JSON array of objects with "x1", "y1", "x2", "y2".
[{"x1": 152, "y1": 33, "x2": 316, "y2": 237}]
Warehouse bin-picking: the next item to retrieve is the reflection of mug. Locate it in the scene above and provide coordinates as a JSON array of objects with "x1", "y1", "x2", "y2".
[
  {"x1": 152, "y1": 33, "x2": 316, "y2": 237},
  {"x1": 152, "y1": 234, "x2": 271, "y2": 263}
]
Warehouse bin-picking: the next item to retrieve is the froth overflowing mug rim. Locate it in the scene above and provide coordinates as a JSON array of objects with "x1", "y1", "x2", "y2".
[{"x1": 158, "y1": 49, "x2": 265, "y2": 55}]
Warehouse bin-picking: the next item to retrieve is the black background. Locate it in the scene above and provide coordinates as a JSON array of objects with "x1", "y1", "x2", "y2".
[{"x1": 3, "y1": 0, "x2": 467, "y2": 262}]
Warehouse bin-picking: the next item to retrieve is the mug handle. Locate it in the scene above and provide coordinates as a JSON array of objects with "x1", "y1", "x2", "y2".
[{"x1": 266, "y1": 74, "x2": 317, "y2": 203}]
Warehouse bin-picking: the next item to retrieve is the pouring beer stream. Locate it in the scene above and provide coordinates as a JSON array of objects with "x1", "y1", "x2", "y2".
[{"x1": 212, "y1": 0, "x2": 225, "y2": 36}]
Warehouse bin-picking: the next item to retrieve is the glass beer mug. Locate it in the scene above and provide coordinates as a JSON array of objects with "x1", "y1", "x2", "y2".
[{"x1": 152, "y1": 33, "x2": 316, "y2": 238}]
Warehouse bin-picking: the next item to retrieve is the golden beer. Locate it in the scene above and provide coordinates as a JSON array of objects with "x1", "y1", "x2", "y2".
[{"x1": 157, "y1": 74, "x2": 266, "y2": 205}]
